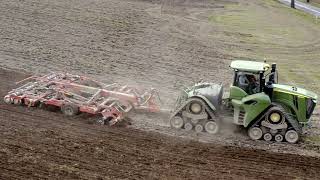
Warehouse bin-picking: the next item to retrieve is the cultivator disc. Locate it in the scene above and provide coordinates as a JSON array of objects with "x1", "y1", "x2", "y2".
[{"x1": 4, "y1": 72, "x2": 161, "y2": 126}]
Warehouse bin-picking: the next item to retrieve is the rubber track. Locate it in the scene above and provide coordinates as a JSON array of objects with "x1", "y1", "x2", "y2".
[{"x1": 272, "y1": 103, "x2": 302, "y2": 133}]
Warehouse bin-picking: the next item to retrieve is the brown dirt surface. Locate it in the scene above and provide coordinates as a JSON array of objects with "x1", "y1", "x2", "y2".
[
  {"x1": 1, "y1": 0, "x2": 320, "y2": 179},
  {"x1": 1, "y1": 68, "x2": 320, "y2": 179}
]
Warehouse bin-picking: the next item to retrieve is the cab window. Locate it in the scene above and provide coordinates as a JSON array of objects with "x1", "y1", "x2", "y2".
[{"x1": 234, "y1": 71, "x2": 260, "y2": 95}]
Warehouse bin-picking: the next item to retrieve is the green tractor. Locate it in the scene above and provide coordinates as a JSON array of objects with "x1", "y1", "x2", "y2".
[{"x1": 170, "y1": 60, "x2": 318, "y2": 143}]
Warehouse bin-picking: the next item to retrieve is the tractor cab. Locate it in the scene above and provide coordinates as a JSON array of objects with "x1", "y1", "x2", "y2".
[
  {"x1": 229, "y1": 60, "x2": 271, "y2": 99},
  {"x1": 171, "y1": 59, "x2": 317, "y2": 143}
]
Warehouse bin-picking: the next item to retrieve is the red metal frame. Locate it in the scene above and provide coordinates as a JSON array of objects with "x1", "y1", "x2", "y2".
[{"x1": 4, "y1": 72, "x2": 161, "y2": 125}]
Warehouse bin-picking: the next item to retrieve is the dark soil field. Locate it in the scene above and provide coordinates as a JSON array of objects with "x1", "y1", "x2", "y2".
[
  {"x1": 1, "y1": 68, "x2": 320, "y2": 179},
  {"x1": 1, "y1": 0, "x2": 320, "y2": 179}
]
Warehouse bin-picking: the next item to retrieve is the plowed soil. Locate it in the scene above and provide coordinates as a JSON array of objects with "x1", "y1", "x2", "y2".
[
  {"x1": 1, "y1": 0, "x2": 320, "y2": 179},
  {"x1": 0, "y1": 69, "x2": 320, "y2": 179}
]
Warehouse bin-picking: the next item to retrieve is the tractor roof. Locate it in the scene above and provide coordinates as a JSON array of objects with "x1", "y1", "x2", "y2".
[{"x1": 230, "y1": 60, "x2": 270, "y2": 72}]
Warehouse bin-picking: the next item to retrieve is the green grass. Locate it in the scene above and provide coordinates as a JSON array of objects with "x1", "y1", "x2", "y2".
[{"x1": 208, "y1": 0, "x2": 320, "y2": 95}]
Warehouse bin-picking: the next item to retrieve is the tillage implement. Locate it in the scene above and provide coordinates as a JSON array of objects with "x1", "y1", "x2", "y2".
[{"x1": 4, "y1": 72, "x2": 160, "y2": 125}]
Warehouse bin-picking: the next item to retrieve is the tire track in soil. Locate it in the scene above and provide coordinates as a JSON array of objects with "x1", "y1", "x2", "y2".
[
  {"x1": 0, "y1": 105, "x2": 319, "y2": 171},
  {"x1": 1, "y1": 69, "x2": 320, "y2": 179},
  {"x1": 1, "y1": 109, "x2": 319, "y2": 179}
]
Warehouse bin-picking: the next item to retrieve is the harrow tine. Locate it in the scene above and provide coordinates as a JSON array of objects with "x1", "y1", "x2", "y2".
[{"x1": 15, "y1": 76, "x2": 37, "y2": 85}]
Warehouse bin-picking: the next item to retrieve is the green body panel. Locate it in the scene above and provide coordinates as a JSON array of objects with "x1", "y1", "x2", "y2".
[
  {"x1": 272, "y1": 84, "x2": 318, "y2": 123},
  {"x1": 272, "y1": 91, "x2": 305, "y2": 122},
  {"x1": 229, "y1": 86, "x2": 248, "y2": 100},
  {"x1": 273, "y1": 84, "x2": 317, "y2": 99},
  {"x1": 231, "y1": 92, "x2": 271, "y2": 127}
]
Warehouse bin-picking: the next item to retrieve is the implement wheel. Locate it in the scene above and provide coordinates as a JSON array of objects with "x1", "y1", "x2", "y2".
[
  {"x1": 96, "y1": 119, "x2": 106, "y2": 125},
  {"x1": 4, "y1": 96, "x2": 12, "y2": 104},
  {"x1": 13, "y1": 98, "x2": 22, "y2": 105},
  {"x1": 61, "y1": 104, "x2": 79, "y2": 116}
]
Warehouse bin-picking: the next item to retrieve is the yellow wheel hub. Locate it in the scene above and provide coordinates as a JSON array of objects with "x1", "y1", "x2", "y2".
[{"x1": 270, "y1": 112, "x2": 281, "y2": 123}]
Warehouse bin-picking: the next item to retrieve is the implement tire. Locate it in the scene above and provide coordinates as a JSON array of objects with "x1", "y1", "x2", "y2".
[{"x1": 61, "y1": 103, "x2": 79, "y2": 116}]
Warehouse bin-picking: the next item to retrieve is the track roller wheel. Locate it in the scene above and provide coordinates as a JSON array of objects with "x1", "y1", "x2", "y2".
[
  {"x1": 170, "y1": 116, "x2": 184, "y2": 129},
  {"x1": 285, "y1": 130, "x2": 299, "y2": 144},
  {"x1": 184, "y1": 122, "x2": 193, "y2": 131},
  {"x1": 4, "y1": 96, "x2": 12, "y2": 104},
  {"x1": 61, "y1": 103, "x2": 79, "y2": 116},
  {"x1": 248, "y1": 127, "x2": 263, "y2": 140},
  {"x1": 275, "y1": 134, "x2": 284, "y2": 142},
  {"x1": 263, "y1": 133, "x2": 272, "y2": 141},
  {"x1": 195, "y1": 124, "x2": 204, "y2": 133},
  {"x1": 204, "y1": 121, "x2": 219, "y2": 134}
]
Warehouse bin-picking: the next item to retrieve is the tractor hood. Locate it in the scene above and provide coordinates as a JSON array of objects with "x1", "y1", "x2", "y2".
[{"x1": 273, "y1": 84, "x2": 318, "y2": 101}]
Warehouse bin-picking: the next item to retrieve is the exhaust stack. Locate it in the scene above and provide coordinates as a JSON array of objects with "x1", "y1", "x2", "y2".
[{"x1": 269, "y1": 63, "x2": 277, "y2": 84}]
